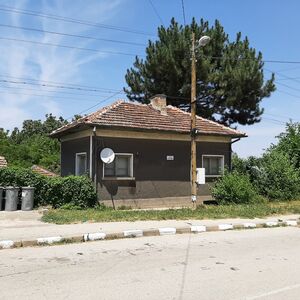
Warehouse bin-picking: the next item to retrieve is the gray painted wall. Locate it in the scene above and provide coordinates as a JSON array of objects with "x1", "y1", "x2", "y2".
[
  {"x1": 94, "y1": 137, "x2": 231, "y2": 201},
  {"x1": 61, "y1": 137, "x2": 90, "y2": 176},
  {"x1": 60, "y1": 136, "x2": 231, "y2": 202}
]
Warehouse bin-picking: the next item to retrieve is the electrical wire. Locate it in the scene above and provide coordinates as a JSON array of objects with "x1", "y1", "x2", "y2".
[
  {"x1": 148, "y1": 0, "x2": 164, "y2": 26},
  {"x1": 0, "y1": 5, "x2": 154, "y2": 36},
  {"x1": 0, "y1": 36, "x2": 141, "y2": 57},
  {"x1": 65, "y1": 90, "x2": 124, "y2": 120},
  {"x1": 0, "y1": 88, "x2": 100, "y2": 102},
  {"x1": 0, "y1": 23, "x2": 147, "y2": 47},
  {"x1": 0, "y1": 74, "x2": 121, "y2": 92},
  {"x1": 0, "y1": 83, "x2": 118, "y2": 97},
  {"x1": 0, "y1": 79, "x2": 126, "y2": 94}
]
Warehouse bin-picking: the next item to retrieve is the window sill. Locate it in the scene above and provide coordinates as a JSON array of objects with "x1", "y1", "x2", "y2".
[{"x1": 102, "y1": 177, "x2": 135, "y2": 181}]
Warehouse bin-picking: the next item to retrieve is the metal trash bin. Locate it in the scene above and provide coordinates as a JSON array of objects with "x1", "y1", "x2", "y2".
[
  {"x1": 5, "y1": 187, "x2": 19, "y2": 211},
  {"x1": 21, "y1": 187, "x2": 35, "y2": 211},
  {"x1": 0, "y1": 187, "x2": 3, "y2": 210}
]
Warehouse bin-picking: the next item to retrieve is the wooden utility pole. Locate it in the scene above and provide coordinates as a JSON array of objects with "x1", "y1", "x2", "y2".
[{"x1": 190, "y1": 32, "x2": 197, "y2": 203}]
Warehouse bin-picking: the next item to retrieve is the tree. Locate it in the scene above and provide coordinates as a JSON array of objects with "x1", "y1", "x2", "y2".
[
  {"x1": 0, "y1": 114, "x2": 68, "y2": 173},
  {"x1": 271, "y1": 122, "x2": 300, "y2": 169},
  {"x1": 259, "y1": 150, "x2": 300, "y2": 201},
  {"x1": 124, "y1": 18, "x2": 275, "y2": 126}
]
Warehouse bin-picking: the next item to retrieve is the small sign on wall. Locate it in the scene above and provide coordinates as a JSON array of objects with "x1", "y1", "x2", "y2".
[{"x1": 166, "y1": 155, "x2": 174, "y2": 161}]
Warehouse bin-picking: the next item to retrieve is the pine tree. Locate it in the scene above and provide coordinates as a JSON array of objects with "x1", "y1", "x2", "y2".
[{"x1": 124, "y1": 18, "x2": 275, "y2": 126}]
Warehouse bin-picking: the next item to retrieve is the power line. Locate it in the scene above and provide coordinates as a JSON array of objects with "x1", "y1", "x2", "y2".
[
  {"x1": 207, "y1": 55, "x2": 300, "y2": 65},
  {"x1": 0, "y1": 5, "x2": 154, "y2": 36},
  {"x1": 0, "y1": 87, "x2": 100, "y2": 102},
  {"x1": 148, "y1": 0, "x2": 165, "y2": 26},
  {"x1": 3, "y1": 35, "x2": 300, "y2": 65},
  {"x1": 0, "y1": 83, "x2": 118, "y2": 98},
  {"x1": 181, "y1": 0, "x2": 186, "y2": 26},
  {"x1": 65, "y1": 90, "x2": 124, "y2": 120},
  {"x1": 276, "y1": 81, "x2": 300, "y2": 93},
  {"x1": 0, "y1": 78, "x2": 126, "y2": 94},
  {"x1": 0, "y1": 23, "x2": 147, "y2": 47},
  {"x1": 0, "y1": 74, "x2": 121, "y2": 92},
  {"x1": 0, "y1": 36, "x2": 142, "y2": 57}
]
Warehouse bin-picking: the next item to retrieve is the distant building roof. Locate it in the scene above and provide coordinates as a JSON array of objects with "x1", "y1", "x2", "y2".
[
  {"x1": 31, "y1": 165, "x2": 58, "y2": 177},
  {"x1": 51, "y1": 100, "x2": 246, "y2": 139},
  {"x1": 0, "y1": 156, "x2": 7, "y2": 168}
]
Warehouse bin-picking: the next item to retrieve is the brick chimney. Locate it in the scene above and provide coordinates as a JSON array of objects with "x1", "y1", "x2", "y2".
[{"x1": 150, "y1": 94, "x2": 167, "y2": 115}]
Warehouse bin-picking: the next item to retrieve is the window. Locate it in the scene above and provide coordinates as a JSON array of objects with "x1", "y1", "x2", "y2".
[
  {"x1": 75, "y1": 153, "x2": 87, "y2": 176},
  {"x1": 202, "y1": 155, "x2": 224, "y2": 176},
  {"x1": 103, "y1": 153, "x2": 133, "y2": 178}
]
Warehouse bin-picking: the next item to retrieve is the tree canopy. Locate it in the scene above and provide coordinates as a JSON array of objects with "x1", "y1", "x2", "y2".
[
  {"x1": 0, "y1": 114, "x2": 68, "y2": 173},
  {"x1": 124, "y1": 18, "x2": 275, "y2": 126}
]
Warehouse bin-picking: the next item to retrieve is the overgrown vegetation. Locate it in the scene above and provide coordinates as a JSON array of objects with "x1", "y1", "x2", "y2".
[
  {"x1": 42, "y1": 201, "x2": 300, "y2": 224},
  {"x1": 0, "y1": 114, "x2": 80, "y2": 173},
  {"x1": 226, "y1": 122, "x2": 300, "y2": 202},
  {"x1": 212, "y1": 171, "x2": 261, "y2": 204},
  {"x1": 0, "y1": 167, "x2": 96, "y2": 208}
]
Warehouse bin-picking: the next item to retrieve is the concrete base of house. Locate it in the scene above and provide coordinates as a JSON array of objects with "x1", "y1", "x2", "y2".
[{"x1": 100, "y1": 195, "x2": 213, "y2": 209}]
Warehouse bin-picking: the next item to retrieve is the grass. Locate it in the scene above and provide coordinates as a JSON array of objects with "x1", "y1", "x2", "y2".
[{"x1": 41, "y1": 201, "x2": 300, "y2": 224}]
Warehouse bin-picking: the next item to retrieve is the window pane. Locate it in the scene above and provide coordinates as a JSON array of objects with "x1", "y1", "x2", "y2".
[
  {"x1": 203, "y1": 158, "x2": 210, "y2": 173},
  {"x1": 210, "y1": 158, "x2": 220, "y2": 175},
  {"x1": 104, "y1": 161, "x2": 115, "y2": 176},
  {"x1": 116, "y1": 156, "x2": 129, "y2": 177},
  {"x1": 76, "y1": 154, "x2": 86, "y2": 175},
  {"x1": 203, "y1": 156, "x2": 222, "y2": 175}
]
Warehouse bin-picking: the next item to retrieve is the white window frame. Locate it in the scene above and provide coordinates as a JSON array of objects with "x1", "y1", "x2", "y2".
[
  {"x1": 75, "y1": 152, "x2": 87, "y2": 176},
  {"x1": 102, "y1": 153, "x2": 134, "y2": 180},
  {"x1": 202, "y1": 155, "x2": 224, "y2": 177}
]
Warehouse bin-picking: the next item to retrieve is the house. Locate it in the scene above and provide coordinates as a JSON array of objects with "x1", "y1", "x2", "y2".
[
  {"x1": 31, "y1": 165, "x2": 58, "y2": 177},
  {"x1": 0, "y1": 156, "x2": 7, "y2": 168},
  {"x1": 50, "y1": 95, "x2": 246, "y2": 208}
]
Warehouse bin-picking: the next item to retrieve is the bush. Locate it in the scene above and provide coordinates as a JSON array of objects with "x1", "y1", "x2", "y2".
[
  {"x1": 45, "y1": 176, "x2": 97, "y2": 208},
  {"x1": 258, "y1": 150, "x2": 300, "y2": 201},
  {"x1": 0, "y1": 167, "x2": 97, "y2": 208},
  {"x1": 212, "y1": 171, "x2": 260, "y2": 204}
]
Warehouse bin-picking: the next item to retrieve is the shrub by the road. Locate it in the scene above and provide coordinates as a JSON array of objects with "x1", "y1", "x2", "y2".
[
  {"x1": 0, "y1": 167, "x2": 97, "y2": 208},
  {"x1": 258, "y1": 151, "x2": 300, "y2": 201},
  {"x1": 45, "y1": 176, "x2": 97, "y2": 208},
  {"x1": 212, "y1": 171, "x2": 260, "y2": 204}
]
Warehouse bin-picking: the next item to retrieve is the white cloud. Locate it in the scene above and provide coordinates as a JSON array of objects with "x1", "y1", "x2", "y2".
[{"x1": 0, "y1": 0, "x2": 123, "y2": 130}]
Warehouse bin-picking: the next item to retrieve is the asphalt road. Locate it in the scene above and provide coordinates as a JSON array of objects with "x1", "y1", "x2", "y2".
[{"x1": 0, "y1": 227, "x2": 300, "y2": 300}]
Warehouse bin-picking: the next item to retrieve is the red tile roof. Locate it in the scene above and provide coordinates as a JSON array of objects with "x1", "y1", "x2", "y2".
[
  {"x1": 0, "y1": 156, "x2": 7, "y2": 168},
  {"x1": 51, "y1": 100, "x2": 246, "y2": 138},
  {"x1": 31, "y1": 165, "x2": 58, "y2": 177}
]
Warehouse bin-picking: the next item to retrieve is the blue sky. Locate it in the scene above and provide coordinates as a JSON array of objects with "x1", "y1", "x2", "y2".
[{"x1": 0, "y1": 0, "x2": 300, "y2": 157}]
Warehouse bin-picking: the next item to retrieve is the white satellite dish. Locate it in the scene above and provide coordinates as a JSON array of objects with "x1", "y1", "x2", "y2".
[{"x1": 100, "y1": 148, "x2": 115, "y2": 164}]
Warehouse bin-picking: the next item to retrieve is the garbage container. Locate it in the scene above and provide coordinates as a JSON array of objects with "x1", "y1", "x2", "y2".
[
  {"x1": 21, "y1": 187, "x2": 35, "y2": 211},
  {"x1": 0, "y1": 187, "x2": 3, "y2": 210},
  {"x1": 5, "y1": 187, "x2": 19, "y2": 211}
]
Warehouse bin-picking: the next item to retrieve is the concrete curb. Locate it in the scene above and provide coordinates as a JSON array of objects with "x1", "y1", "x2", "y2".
[{"x1": 1, "y1": 219, "x2": 299, "y2": 250}]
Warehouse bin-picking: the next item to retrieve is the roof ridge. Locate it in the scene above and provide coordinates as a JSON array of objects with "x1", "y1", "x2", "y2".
[{"x1": 167, "y1": 105, "x2": 243, "y2": 135}]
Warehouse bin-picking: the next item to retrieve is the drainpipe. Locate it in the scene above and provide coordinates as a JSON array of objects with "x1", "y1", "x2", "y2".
[
  {"x1": 93, "y1": 126, "x2": 97, "y2": 186},
  {"x1": 229, "y1": 138, "x2": 241, "y2": 171}
]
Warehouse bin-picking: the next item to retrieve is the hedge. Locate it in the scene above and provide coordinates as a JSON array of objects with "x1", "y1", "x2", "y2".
[
  {"x1": 211, "y1": 171, "x2": 261, "y2": 205},
  {"x1": 0, "y1": 167, "x2": 97, "y2": 208}
]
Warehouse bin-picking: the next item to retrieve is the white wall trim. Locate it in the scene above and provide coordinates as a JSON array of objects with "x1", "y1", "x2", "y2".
[{"x1": 75, "y1": 152, "x2": 87, "y2": 176}]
